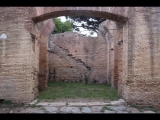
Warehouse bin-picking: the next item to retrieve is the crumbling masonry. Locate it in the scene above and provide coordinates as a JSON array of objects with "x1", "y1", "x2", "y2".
[{"x1": 0, "y1": 7, "x2": 160, "y2": 108}]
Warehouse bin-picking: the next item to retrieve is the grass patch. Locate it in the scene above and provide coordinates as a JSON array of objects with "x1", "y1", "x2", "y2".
[{"x1": 37, "y1": 81, "x2": 119, "y2": 101}]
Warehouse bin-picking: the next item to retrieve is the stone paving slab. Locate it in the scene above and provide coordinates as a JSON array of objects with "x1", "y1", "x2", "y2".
[
  {"x1": 116, "y1": 111, "x2": 128, "y2": 113},
  {"x1": 12, "y1": 107, "x2": 45, "y2": 113},
  {"x1": 0, "y1": 108, "x2": 12, "y2": 113},
  {"x1": 43, "y1": 107, "x2": 58, "y2": 113},
  {"x1": 0, "y1": 105, "x2": 156, "y2": 113},
  {"x1": 126, "y1": 107, "x2": 140, "y2": 113},
  {"x1": 70, "y1": 107, "x2": 81, "y2": 113},
  {"x1": 103, "y1": 110, "x2": 116, "y2": 113},
  {"x1": 0, "y1": 99, "x2": 157, "y2": 113},
  {"x1": 91, "y1": 106, "x2": 103, "y2": 113},
  {"x1": 68, "y1": 102, "x2": 88, "y2": 107},
  {"x1": 107, "y1": 105, "x2": 127, "y2": 112},
  {"x1": 81, "y1": 107, "x2": 92, "y2": 113},
  {"x1": 143, "y1": 110, "x2": 155, "y2": 113},
  {"x1": 68, "y1": 102, "x2": 110, "y2": 106},
  {"x1": 60, "y1": 107, "x2": 81, "y2": 113}
]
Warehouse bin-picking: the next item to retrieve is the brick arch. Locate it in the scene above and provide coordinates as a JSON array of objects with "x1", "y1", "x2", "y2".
[
  {"x1": 34, "y1": 7, "x2": 129, "y2": 91},
  {"x1": 33, "y1": 6, "x2": 160, "y2": 108},
  {"x1": 32, "y1": 7, "x2": 128, "y2": 23}
]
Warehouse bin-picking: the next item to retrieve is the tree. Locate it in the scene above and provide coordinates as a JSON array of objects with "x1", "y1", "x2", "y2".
[
  {"x1": 52, "y1": 18, "x2": 73, "y2": 34},
  {"x1": 66, "y1": 16, "x2": 106, "y2": 35}
]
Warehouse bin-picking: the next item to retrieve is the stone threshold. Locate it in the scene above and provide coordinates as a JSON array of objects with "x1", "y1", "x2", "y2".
[
  {"x1": 28, "y1": 99, "x2": 126, "y2": 107},
  {"x1": 34, "y1": 101, "x2": 111, "y2": 107}
]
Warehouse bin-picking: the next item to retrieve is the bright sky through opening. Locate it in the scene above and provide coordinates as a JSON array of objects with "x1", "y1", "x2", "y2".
[{"x1": 58, "y1": 16, "x2": 97, "y2": 37}]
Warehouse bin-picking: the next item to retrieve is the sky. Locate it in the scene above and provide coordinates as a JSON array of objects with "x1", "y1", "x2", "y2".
[{"x1": 58, "y1": 16, "x2": 97, "y2": 37}]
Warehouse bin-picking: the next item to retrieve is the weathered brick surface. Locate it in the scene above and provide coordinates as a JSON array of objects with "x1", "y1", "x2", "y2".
[
  {"x1": 109, "y1": 21, "x2": 123, "y2": 90},
  {"x1": 49, "y1": 21, "x2": 112, "y2": 84},
  {"x1": 122, "y1": 7, "x2": 160, "y2": 107},
  {"x1": 49, "y1": 32, "x2": 96, "y2": 83},
  {"x1": 0, "y1": 7, "x2": 39, "y2": 103},
  {"x1": 91, "y1": 21, "x2": 109, "y2": 84},
  {"x1": 0, "y1": 7, "x2": 54, "y2": 102},
  {"x1": 100, "y1": 20, "x2": 123, "y2": 92},
  {"x1": 0, "y1": 7, "x2": 160, "y2": 108},
  {"x1": 37, "y1": 19, "x2": 55, "y2": 90},
  {"x1": 32, "y1": 7, "x2": 128, "y2": 23}
]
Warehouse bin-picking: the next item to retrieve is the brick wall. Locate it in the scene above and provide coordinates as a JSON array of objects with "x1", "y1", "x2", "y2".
[
  {"x1": 121, "y1": 7, "x2": 160, "y2": 107},
  {"x1": 0, "y1": 7, "x2": 54, "y2": 103},
  {"x1": 49, "y1": 32, "x2": 96, "y2": 83},
  {"x1": 102, "y1": 20, "x2": 123, "y2": 92},
  {"x1": 49, "y1": 25, "x2": 111, "y2": 84},
  {"x1": 0, "y1": 7, "x2": 160, "y2": 107},
  {"x1": 0, "y1": 7, "x2": 39, "y2": 103},
  {"x1": 36, "y1": 19, "x2": 55, "y2": 90}
]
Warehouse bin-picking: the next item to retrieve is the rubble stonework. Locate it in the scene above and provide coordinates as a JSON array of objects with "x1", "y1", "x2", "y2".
[{"x1": 0, "y1": 7, "x2": 160, "y2": 108}]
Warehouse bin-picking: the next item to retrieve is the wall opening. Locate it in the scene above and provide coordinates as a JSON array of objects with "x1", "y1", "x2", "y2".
[{"x1": 34, "y1": 10, "x2": 126, "y2": 101}]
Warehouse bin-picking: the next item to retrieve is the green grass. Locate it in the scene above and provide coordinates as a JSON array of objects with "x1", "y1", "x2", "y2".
[{"x1": 37, "y1": 81, "x2": 119, "y2": 101}]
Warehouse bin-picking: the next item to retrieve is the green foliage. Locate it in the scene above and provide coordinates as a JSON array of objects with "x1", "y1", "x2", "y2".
[
  {"x1": 52, "y1": 18, "x2": 73, "y2": 34},
  {"x1": 66, "y1": 16, "x2": 106, "y2": 33},
  {"x1": 37, "y1": 81, "x2": 119, "y2": 101}
]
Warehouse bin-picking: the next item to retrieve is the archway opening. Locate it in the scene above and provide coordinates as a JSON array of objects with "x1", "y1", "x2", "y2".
[{"x1": 34, "y1": 9, "x2": 126, "y2": 102}]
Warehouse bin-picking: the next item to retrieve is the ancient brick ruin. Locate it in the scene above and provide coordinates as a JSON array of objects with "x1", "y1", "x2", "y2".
[
  {"x1": 0, "y1": 7, "x2": 160, "y2": 108},
  {"x1": 49, "y1": 32, "x2": 95, "y2": 83}
]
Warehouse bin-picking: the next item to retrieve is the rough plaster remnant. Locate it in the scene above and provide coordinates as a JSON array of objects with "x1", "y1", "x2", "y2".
[{"x1": 0, "y1": 33, "x2": 7, "y2": 39}]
